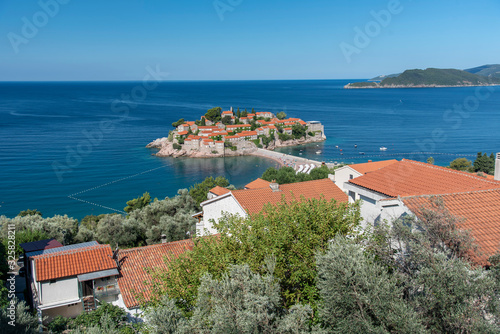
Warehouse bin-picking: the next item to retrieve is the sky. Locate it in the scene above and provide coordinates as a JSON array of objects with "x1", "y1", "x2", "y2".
[{"x1": 0, "y1": 0, "x2": 499, "y2": 81}]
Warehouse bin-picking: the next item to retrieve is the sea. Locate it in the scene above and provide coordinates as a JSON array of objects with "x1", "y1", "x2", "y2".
[{"x1": 1, "y1": 80, "x2": 499, "y2": 220}]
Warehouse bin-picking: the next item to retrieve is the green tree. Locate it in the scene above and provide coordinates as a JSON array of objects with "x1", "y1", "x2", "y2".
[
  {"x1": 171, "y1": 118, "x2": 184, "y2": 128},
  {"x1": 124, "y1": 192, "x2": 151, "y2": 214},
  {"x1": 200, "y1": 117, "x2": 206, "y2": 126},
  {"x1": 188, "y1": 176, "x2": 230, "y2": 207},
  {"x1": 473, "y1": 152, "x2": 495, "y2": 174},
  {"x1": 427, "y1": 156, "x2": 434, "y2": 164},
  {"x1": 94, "y1": 214, "x2": 138, "y2": 247},
  {"x1": 0, "y1": 300, "x2": 41, "y2": 333},
  {"x1": 277, "y1": 111, "x2": 287, "y2": 120},
  {"x1": 316, "y1": 236, "x2": 426, "y2": 333},
  {"x1": 221, "y1": 115, "x2": 232, "y2": 125},
  {"x1": 291, "y1": 124, "x2": 306, "y2": 139},
  {"x1": 204, "y1": 107, "x2": 222, "y2": 123},
  {"x1": 17, "y1": 209, "x2": 42, "y2": 217},
  {"x1": 449, "y1": 157, "x2": 472, "y2": 171},
  {"x1": 241, "y1": 109, "x2": 248, "y2": 117},
  {"x1": 236, "y1": 107, "x2": 241, "y2": 118},
  {"x1": 147, "y1": 263, "x2": 313, "y2": 333},
  {"x1": 156, "y1": 197, "x2": 361, "y2": 312}
]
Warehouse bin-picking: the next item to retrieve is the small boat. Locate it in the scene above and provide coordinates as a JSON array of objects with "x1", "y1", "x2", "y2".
[
  {"x1": 359, "y1": 152, "x2": 365, "y2": 155},
  {"x1": 335, "y1": 145, "x2": 339, "y2": 148},
  {"x1": 380, "y1": 147, "x2": 388, "y2": 151},
  {"x1": 354, "y1": 144, "x2": 357, "y2": 148},
  {"x1": 316, "y1": 150, "x2": 321, "y2": 154}
]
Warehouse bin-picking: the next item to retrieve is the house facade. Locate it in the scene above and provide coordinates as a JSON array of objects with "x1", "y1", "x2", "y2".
[{"x1": 25, "y1": 242, "x2": 119, "y2": 323}]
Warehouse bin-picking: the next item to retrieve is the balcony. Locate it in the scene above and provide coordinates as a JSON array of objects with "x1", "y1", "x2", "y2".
[{"x1": 94, "y1": 283, "x2": 120, "y2": 298}]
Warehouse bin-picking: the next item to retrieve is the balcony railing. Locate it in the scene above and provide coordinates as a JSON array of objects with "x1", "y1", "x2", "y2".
[{"x1": 94, "y1": 284, "x2": 120, "y2": 298}]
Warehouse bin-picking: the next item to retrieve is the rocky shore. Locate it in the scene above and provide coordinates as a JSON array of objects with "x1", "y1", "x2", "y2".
[{"x1": 146, "y1": 136, "x2": 325, "y2": 159}]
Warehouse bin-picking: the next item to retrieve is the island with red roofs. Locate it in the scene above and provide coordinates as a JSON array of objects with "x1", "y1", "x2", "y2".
[{"x1": 146, "y1": 107, "x2": 325, "y2": 159}]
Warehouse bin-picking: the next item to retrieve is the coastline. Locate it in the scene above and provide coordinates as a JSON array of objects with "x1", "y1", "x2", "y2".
[{"x1": 344, "y1": 83, "x2": 500, "y2": 89}]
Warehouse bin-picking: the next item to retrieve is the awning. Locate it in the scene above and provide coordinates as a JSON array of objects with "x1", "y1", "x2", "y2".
[{"x1": 77, "y1": 268, "x2": 119, "y2": 282}]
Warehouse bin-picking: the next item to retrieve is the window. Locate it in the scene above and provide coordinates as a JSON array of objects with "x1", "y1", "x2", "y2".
[
  {"x1": 349, "y1": 174, "x2": 354, "y2": 180},
  {"x1": 359, "y1": 195, "x2": 376, "y2": 205}
]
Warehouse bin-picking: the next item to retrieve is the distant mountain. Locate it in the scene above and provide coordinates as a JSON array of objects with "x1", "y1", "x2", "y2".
[
  {"x1": 346, "y1": 66, "x2": 500, "y2": 89},
  {"x1": 464, "y1": 64, "x2": 500, "y2": 79},
  {"x1": 369, "y1": 73, "x2": 400, "y2": 82}
]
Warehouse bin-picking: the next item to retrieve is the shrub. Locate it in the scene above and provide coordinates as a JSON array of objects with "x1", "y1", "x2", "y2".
[
  {"x1": 173, "y1": 143, "x2": 182, "y2": 150},
  {"x1": 307, "y1": 131, "x2": 315, "y2": 137}
]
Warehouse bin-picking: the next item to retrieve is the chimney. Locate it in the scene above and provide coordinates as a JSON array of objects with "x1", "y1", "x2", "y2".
[
  {"x1": 495, "y1": 153, "x2": 500, "y2": 181},
  {"x1": 269, "y1": 180, "x2": 280, "y2": 192},
  {"x1": 161, "y1": 234, "x2": 167, "y2": 244}
]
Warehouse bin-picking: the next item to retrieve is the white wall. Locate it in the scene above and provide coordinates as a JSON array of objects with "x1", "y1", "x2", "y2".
[
  {"x1": 198, "y1": 195, "x2": 247, "y2": 236},
  {"x1": 334, "y1": 166, "x2": 361, "y2": 193},
  {"x1": 40, "y1": 277, "x2": 79, "y2": 305},
  {"x1": 42, "y1": 303, "x2": 83, "y2": 323}
]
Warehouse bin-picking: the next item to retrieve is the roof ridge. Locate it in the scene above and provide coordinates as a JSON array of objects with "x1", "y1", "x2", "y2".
[
  {"x1": 34, "y1": 244, "x2": 109, "y2": 260},
  {"x1": 403, "y1": 159, "x2": 500, "y2": 185},
  {"x1": 119, "y1": 239, "x2": 193, "y2": 253},
  {"x1": 400, "y1": 187, "x2": 500, "y2": 200}
]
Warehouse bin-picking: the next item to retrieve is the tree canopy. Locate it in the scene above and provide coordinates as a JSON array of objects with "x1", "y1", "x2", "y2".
[
  {"x1": 474, "y1": 152, "x2": 495, "y2": 174},
  {"x1": 124, "y1": 192, "x2": 151, "y2": 213},
  {"x1": 204, "y1": 107, "x2": 222, "y2": 123},
  {"x1": 276, "y1": 111, "x2": 287, "y2": 120},
  {"x1": 188, "y1": 176, "x2": 230, "y2": 207},
  {"x1": 171, "y1": 118, "x2": 184, "y2": 128}
]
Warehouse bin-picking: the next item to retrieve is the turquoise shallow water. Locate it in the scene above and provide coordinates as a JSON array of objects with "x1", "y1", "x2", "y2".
[{"x1": 1, "y1": 80, "x2": 499, "y2": 219}]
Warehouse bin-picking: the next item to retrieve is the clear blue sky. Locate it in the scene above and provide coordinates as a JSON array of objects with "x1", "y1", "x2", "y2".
[{"x1": 0, "y1": 0, "x2": 499, "y2": 81}]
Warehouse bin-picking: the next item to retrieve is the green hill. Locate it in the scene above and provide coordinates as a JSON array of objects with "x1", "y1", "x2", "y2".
[
  {"x1": 464, "y1": 64, "x2": 500, "y2": 79},
  {"x1": 345, "y1": 66, "x2": 500, "y2": 89}
]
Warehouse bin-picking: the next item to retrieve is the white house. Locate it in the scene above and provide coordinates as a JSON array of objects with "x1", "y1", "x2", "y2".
[
  {"x1": 333, "y1": 160, "x2": 397, "y2": 193},
  {"x1": 196, "y1": 178, "x2": 348, "y2": 236},
  {"x1": 343, "y1": 158, "x2": 500, "y2": 229},
  {"x1": 25, "y1": 242, "x2": 119, "y2": 323}
]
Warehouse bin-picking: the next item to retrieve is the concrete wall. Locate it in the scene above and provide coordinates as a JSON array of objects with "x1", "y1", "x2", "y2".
[
  {"x1": 198, "y1": 195, "x2": 247, "y2": 236},
  {"x1": 42, "y1": 303, "x2": 83, "y2": 323},
  {"x1": 40, "y1": 277, "x2": 79, "y2": 305},
  {"x1": 334, "y1": 166, "x2": 361, "y2": 193}
]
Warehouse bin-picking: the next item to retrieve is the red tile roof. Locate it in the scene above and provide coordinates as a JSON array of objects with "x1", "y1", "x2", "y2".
[
  {"x1": 349, "y1": 159, "x2": 500, "y2": 197},
  {"x1": 117, "y1": 239, "x2": 194, "y2": 309},
  {"x1": 209, "y1": 186, "x2": 231, "y2": 196},
  {"x1": 348, "y1": 159, "x2": 398, "y2": 175},
  {"x1": 403, "y1": 189, "x2": 500, "y2": 266},
  {"x1": 34, "y1": 244, "x2": 116, "y2": 282},
  {"x1": 244, "y1": 178, "x2": 271, "y2": 189},
  {"x1": 232, "y1": 179, "x2": 348, "y2": 215},
  {"x1": 177, "y1": 131, "x2": 188, "y2": 135},
  {"x1": 222, "y1": 111, "x2": 233, "y2": 114}
]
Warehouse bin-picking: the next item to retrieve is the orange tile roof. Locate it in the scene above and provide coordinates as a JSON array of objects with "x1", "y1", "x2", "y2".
[
  {"x1": 209, "y1": 186, "x2": 231, "y2": 196},
  {"x1": 244, "y1": 178, "x2": 271, "y2": 189},
  {"x1": 34, "y1": 244, "x2": 116, "y2": 282},
  {"x1": 348, "y1": 159, "x2": 398, "y2": 175},
  {"x1": 186, "y1": 121, "x2": 195, "y2": 126},
  {"x1": 403, "y1": 189, "x2": 500, "y2": 266},
  {"x1": 202, "y1": 138, "x2": 214, "y2": 142},
  {"x1": 117, "y1": 239, "x2": 194, "y2": 309},
  {"x1": 215, "y1": 140, "x2": 224, "y2": 143},
  {"x1": 227, "y1": 124, "x2": 251, "y2": 129},
  {"x1": 284, "y1": 127, "x2": 292, "y2": 130},
  {"x1": 222, "y1": 111, "x2": 233, "y2": 114},
  {"x1": 232, "y1": 179, "x2": 348, "y2": 215},
  {"x1": 349, "y1": 159, "x2": 500, "y2": 198},
  {"x1": 187, "y1": 135, "x2": 201, "y2": 140},
  {"x1": 177, "y1": 131, "x2": 188, "y2": 135}
]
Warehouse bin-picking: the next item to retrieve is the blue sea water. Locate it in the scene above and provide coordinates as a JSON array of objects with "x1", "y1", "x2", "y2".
[{"x1": 1, "y1": 80, "x2": 499, "y2": 219}]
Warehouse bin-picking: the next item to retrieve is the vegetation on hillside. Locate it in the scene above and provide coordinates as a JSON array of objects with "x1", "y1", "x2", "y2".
[
  {"x1": 449, "y1": 152, "x2": 496, "y2": 175},
  {"x1": 348, "y1": 67, "x2": 500, "y2": 88},
  {"x1": 261, "y1": 165, "x2": 336, "y2": 184}
]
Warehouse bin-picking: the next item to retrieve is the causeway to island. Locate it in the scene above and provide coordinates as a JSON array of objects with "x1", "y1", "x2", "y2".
[{"x1": 147, "y1": 107, "x2": 326, "y2": 164}]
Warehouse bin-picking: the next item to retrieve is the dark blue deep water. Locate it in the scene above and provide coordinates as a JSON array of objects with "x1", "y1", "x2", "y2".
[{"x1": 1, "y1": 80, "x2": 499, "y2": 219}]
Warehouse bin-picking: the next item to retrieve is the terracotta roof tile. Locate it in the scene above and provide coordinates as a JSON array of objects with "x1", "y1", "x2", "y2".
[
  {"x1": 349, "y1": 160, "x2": 398, "y2": 175},
  {"x1": 34, "y1": 244, "x2": 116, "y2": 282},
  {"x1": 177, "y1": 131, "x2": 188, "y2": 135},
  {"x1": 244, "y1": 178, "x2": 271, "y2": 189},
  {"x1": 232, "y1": 179, "x2": 347, "y2": 215},
  {"x1": 349, "y1": 159, "x2": 500, "y2": 197},
  {"x1": 403, "y1": 189, "x2": 500, "y2": 266},
  {"x1": 117, "y1": 239, "x2": 194, "y2": 309},
  {"x1": 209, "y1": 186, "x2": 231, "y2": 196}
]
